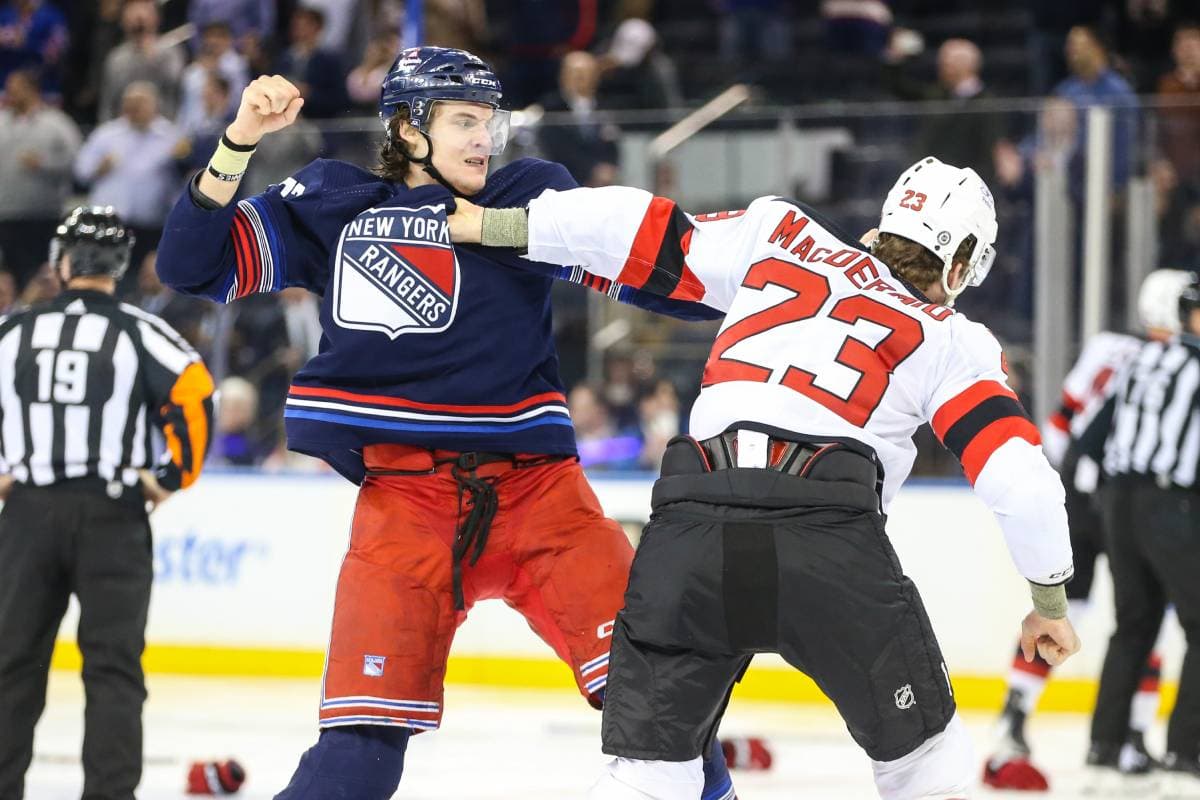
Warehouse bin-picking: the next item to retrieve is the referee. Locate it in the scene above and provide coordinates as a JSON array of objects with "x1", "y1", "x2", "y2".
[
  {"x1": 1086, "y1": 271, "x2": 1200, "y2": 783},
  {"x1": 0, "y1": 207, "x2": 215, "y2": 800}
]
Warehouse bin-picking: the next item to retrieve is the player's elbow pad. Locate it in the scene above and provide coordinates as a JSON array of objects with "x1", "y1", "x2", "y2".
[{"x1": 973, "y1": 438, "x2": 1074, "y2": 585}]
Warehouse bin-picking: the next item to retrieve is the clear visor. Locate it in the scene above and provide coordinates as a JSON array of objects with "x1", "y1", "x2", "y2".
[
  {"x1": 425, "y1": 102, "x2": 511, "y2": 156},
  {"x1": 967, "y1": 243, "x2": 996, "y2": 287}
]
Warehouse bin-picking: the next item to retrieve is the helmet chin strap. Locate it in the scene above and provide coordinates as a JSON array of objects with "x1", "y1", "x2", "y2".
[{"x1": 410, "y1": 131, "x2": 471, "y2": 198}]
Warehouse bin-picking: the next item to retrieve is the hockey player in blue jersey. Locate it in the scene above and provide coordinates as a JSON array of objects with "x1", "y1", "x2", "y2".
[{"x1": 155, "y1": 48, "x2": 741, "y2": 799}]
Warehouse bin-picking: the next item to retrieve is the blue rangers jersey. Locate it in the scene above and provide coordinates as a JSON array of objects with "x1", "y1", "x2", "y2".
[{"x1": 157, "y1": 158, "x2": 720, "y2": 482}]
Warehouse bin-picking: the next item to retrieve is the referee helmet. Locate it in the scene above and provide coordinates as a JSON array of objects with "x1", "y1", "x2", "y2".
[{"x1": 49, "y1": 206, "x2": 135, "y2": 282}]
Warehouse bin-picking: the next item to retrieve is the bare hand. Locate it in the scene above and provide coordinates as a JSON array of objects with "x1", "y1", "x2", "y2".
[
  {"x1": 139, "y1": 469, "x2": 173, "y2": 513},
  {"x1": 226, "y1": 74, "x2": 304, "y2": 146},
  {"x1": 97, "y1": 153, "x2": 117, "y2": 177},
  {"x1": 1020, "y1": 610, "x2": 1080, "y2": 667},
  {"x1": 448, "y1": 198, "x2": 485, "y2": 244},
  {"x1": 0, "y1": 474, "x2": 13, "y2": 501}
]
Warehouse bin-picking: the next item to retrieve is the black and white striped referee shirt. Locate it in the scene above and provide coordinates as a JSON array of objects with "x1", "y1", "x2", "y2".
[
  {"x1": 0, "y1": 288, "x2": 215, "y2": 492},
  {"x1": 1100, "y1": 335, "x2": 1200, "y2": 490}
]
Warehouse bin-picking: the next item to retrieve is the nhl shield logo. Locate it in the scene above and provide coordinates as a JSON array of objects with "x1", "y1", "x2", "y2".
[{"x1": 332, "y1": 205, "x2": 459, "y2": 339}]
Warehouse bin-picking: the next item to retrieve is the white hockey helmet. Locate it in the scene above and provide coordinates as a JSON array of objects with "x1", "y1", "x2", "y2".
[
  {"x1": 877, "y1": 156, "x2": 998, "y2": 306},
  {"x1": 1137, "y1": 268, "x2": 1195, "y2": 334}
]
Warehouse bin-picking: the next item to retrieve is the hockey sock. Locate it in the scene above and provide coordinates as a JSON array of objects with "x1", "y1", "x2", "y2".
[
  {"x1": 1005, "y1": 640, "x2": 1052, "y2": 716},
  {"x1": 702, "y1": 738, "x2": 736, "y2": 800},
  {"x1": 1130, "y1": 652, "x2": 1163, "y2": 733},
  {"x1": 274, "y1": 725, "x2": 409, "y2": 800}
]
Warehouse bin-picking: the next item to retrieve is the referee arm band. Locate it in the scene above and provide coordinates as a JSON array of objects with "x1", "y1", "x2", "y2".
[{"x1": 1029, "y1": 581, "x2": 1069, "y2": 619}]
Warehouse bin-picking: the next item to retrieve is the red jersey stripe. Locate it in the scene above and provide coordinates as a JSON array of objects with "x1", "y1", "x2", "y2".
[
  {"x1": 932, "y1": 380, "x2": 1019, "y2": 441},
  {"x1": 960, "y1": 416, "x2": 1042, "y2": 484},
  {"x1": 616, "y1": 196, "x2": 676, "y2": 290},
  {"x1": 289, "y1": 385, "x2": 567, "y2": 415}
]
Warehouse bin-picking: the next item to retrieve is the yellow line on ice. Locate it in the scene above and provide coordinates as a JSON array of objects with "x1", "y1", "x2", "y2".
[{"x1": 50, "y1": 641, "x2": 1176, "y2": 714}]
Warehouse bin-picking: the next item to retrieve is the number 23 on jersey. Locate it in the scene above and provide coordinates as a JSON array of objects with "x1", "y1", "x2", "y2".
[{"x1": 701, "y1": 257, "x2": 925, "y2": 427}]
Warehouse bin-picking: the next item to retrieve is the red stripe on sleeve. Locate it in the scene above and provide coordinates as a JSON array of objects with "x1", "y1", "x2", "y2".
[
  {"x1": 931, "y1": 380, "x2": 1019, "y2": 441},
  {"x1": 669, "y1": 263, "x2": 706, "y2": 301},
  {"x1": 231, "y1": 211, "x2": 261, "y2": 299},
  {"x1": 1061, "y1": 389, "x2": 1084, "y2": 414},
  {"x1": 960, "y1": 416, "x2": 1042, "y2": 484},
  {"x1": 1048, "y1": 411, "x2": 1070, "y2": 433},
  {"x1": 616, "y1": 196, "x2": 676, "y2": 289}
]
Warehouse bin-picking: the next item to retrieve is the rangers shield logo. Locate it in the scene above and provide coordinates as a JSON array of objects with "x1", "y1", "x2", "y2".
[{"x1": 332, "y1": 205, "x2": 459, "y2": 339}]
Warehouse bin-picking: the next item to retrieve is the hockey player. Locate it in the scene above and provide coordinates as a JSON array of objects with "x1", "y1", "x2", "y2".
[
  {"x1": 154, "y1": 49, "x2": 740, "y2": 799},
  {"x1": 982, "y1": 268, "x2": 1195, "y2": 790},
  {"x1": 451, "y1": 156, "x2": 1081, "y2": 798}
]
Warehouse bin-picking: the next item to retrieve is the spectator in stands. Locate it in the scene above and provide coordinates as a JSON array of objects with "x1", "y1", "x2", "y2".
[
  {"x1": 636, "y1": 378, "x2": 680, "y2": 471},
  {"x1": 1157, "y1": 23, "x2": 1200, "y2": 187},
  {"x1": 1053, "y1": 25, "x2": 1139, "y2": 194},
  {"x1": 0, "y1": 271, "x2": 15, "y2": 314},
  {"x1": 177, "y1": 22, "x2": 248, "y2": 136},
  {"x1": 188, "y1": 0, "x2": 274, "y2": 45},
  {"x1": 1151, "y1": 157, "x2": 1200, "y2": 269},
  {"x1": 98, "y1": 0, "x2": 184, "y2": 122},
  {"x1": 537, "y1": 50, "x2": 620, "y2": 187},
  {"x1": 129, "y1": 250, "x2": 211, "y2": 354},
  {"x1": 180, "y1": 72, "x2": 235, "y2": 176},
  {"x1": 884, "y1": 37, "x2": 1003, "y2": 183},
  {"x1": 0, "y1": 0, "x2": 67, "y2": 94},
  {"x1": 299, "y1": 0, "x2": 363, "y2": 56},
  {"x1": 819, "y1": 0, "x2": 888, "y2": 57},
  {"x1": 1024, "y1": 0, "x2": 1102, "y2": 95},
  {"x1": 347, "y1": 31, "x2": 399, "y2": 110},
  {"x1": 504, "y1": 0, "x2": 599, "y2": 107},
  {"x1": 598, "y1": 2, "x2": 683, "y2": 110},
  {"x1": 568, "y1": 383, "x2": 641, "y2": 470},
  {"x1": 424, "y1": 0, "x2": 488, "y2": 54},
  {"x1": 276, "y1": 6, "x2": 347, "y2": 119},
  {"x1": 0, "y1": 68, "x2": 78, "y2": 289},
  {"x1": 18, "y1": 261, "x2": 57, "y2": 307},
  {"x1": 281, "y1": 286, "x2": 322, "y2": 364},
  {"x1": 214, "y1": 376, "x2": 270, "y2": 466},
  {"x1": 61, "y1": 0, "x2": 122, "y2": 124},
  {"x1": 74, "y1": 81, "x2": 187, "y2": 292}
]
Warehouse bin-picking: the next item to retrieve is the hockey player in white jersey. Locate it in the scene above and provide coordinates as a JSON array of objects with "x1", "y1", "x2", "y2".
[
  {"x1": 982, "y1": 269, "x2": 1195, "y2": 791},
  {"x1": 450, "y1": 157, "x2": 1080, "y2": 799}
]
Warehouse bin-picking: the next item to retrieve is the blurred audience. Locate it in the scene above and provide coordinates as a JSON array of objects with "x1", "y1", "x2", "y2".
[
  {"x1": 569, "y1": 383, "x2": 642, "y2": 470},
  {"x1": 1053, "y1": 25, "x2": 1139, "y2": 194},
  {"x1": 128, "y1": 250, "x2": 212, "y2": 354},
  {"x1": 0, "y1": 0, "x2": 67, "y2": 95},
  {"x1": 820, "y1": 0, "x2": 888, "y2": 57},
  {"x1": 424, "y1": 0, "x2": 488, "y2": 54},
  {"x1": 597, "y1": 5, "x2": 682, "y2": 110},
  {"x1": 885, "y1": 37, "x2": 1004, "y2": 183},
  {"x1": 213, "y1": 375, "x2": 271, "y2": 466},
  {"x1": 0, "y1": 270, "x2": 16, "y2": 314},
  {"x1": 177, "y1": 22, "x2": 248, "y2": 136},
  {"x1": 188, "y1": 0, "x2": 275, "y2": 45},
  {"x1": 276, "y1": 6, "x2": 347, "y2": 119},
  {"x1": 74, "y1": 81, "x2": 187, "y2": 290},
  {"x1": 537, "y1": 50, "x2": 620, "y2": 187},
  {"x1": 1157, "y1": 23, "x2": 1200, "y2": 187},
  {"x1": 98, "y1": 0, "x2": 184, "y2": 122},
  {"x1": 0, "y1": 68, "x2": 79, "y2": 289},
  {"x1": 347, "y1": 31, "x2": 399, "y2": 109}
]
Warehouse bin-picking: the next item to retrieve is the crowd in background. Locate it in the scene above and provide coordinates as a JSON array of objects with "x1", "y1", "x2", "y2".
[{"x1": 0, "y1": 0, "x2": 1197, "y2": 472}]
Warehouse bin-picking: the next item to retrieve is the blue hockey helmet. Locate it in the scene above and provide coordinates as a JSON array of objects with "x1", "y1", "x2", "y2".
[{"x1": 379, "y1": 46, "x2": 504, "y2": 134}]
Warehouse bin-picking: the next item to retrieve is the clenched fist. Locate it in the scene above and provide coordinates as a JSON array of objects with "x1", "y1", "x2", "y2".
[
  {"x1": 226, "y1": 75, "x2": 304, "y2": 146},
  {"x1": 1020, "y1": 610, "x2": 1081, "y2": 667}
]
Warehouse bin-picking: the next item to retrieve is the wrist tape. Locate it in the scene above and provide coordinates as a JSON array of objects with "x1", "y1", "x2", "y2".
[
  {"x1": 207, "y1": 134, "x2": 256, "y2": 182},
  {"x1": 481, "y1": 207, "x2": 529, "y2": 248},
  {"x1": 1030, "y1": 581, "x2": 1069, "y2": 619}
]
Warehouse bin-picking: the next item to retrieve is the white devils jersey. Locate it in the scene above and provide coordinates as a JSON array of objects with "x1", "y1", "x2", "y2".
[
  {"x1": 1042, "y1": 331, "x2": 1144, "y2": 467},
  {"x1": 527, "y1": 187, "x2": 1073, "y2": 585}
]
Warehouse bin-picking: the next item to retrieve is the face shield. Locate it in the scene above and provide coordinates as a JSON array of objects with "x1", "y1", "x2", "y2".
[
  {"x1": 423, "y1": 101, "x2": 511, "y2": 156},
  {"x1": 966, "y1": 242, "x2": 996, "y2": 287}
]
